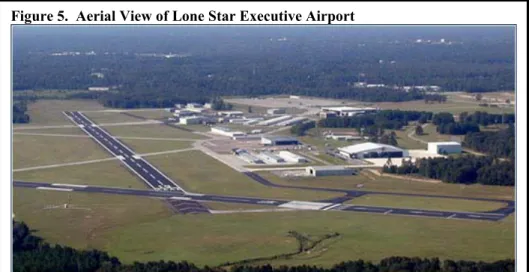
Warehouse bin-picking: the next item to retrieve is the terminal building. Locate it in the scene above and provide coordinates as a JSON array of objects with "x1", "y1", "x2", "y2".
[
  {"x1": 427, "y1": 141, "x2": 462, "y2": 155},
  {"x1": 338, "y1": 142, "x2": 407, "y2": 159},
  {"x1": 261, "y1": 136, "x2": 299, "y2": 146},
  {"x1": 306, "y1": 166, "x2": 357, "y2": 177}
]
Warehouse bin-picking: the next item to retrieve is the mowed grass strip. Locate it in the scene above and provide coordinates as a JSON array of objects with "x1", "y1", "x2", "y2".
[
  {"x1": 13, "y1": 159, "x2": 148, "y2": 189},
  {"x1": 13, "y1": 134, "x2": 111, "y2": 169},
  {"x1": 14, "y1": 100, "x2": 106, "y2": 126},
  {"x1": 105, "y1": 210, "x2": 514, "y2": 266},
  {"x1": 104, "y1": 124, "x2": 206, "y2": 139},
  {"x1": 376, "y1": 100, "x2": 514, "y2": 115},
  {"x1": 118, "y1": 138, "x2": 194, "y2": 154},
  {"x1": 13, "y1": 127, "x2": 88, "y2": 135},
  {"x1": 147, "y1": 150, "x2": 341, "y2": 201},
  {"x1": 258, "y1": 171, "x2": 514, "y2": 200},
  {"x1": 82, "y1": 112, "x2": 144, "y2": 124},
  {"x1": 13, "y1": 188, "x2": 171, "y2": 251},
  {"x1": 346, "y1": 194, "x2": 506, "y2": 212}
]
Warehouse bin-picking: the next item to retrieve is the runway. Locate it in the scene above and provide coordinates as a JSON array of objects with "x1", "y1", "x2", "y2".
[
  {"x1": 13, "y1": 181, "x2": 509, "y2": 221},
  {"x1": 63, "y1": 111, "x2": 184, "y2": 192}
]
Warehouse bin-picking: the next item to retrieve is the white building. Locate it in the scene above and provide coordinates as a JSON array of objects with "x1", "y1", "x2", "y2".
[
  {"x1": 179, "y1": 116, "x2": 203, "y2": 125},
  {"x1": 275, "y1": 117, "x2": 307, "y2": 127},
  {"x1": 267, "y1": 108, "x2": 286, "y2": 115},
  {"x1": 427, "y1": 142, "x2": 462, "y2": 155},
  {"x1": 306, "y1": 166, "x2": 357, "y2": 177},
  {"x1": 217, "y1": 111, "x2": 244, "y2": 118},
  {"x1": 261, "y1": 136, "x2": 299, "y2": 146},
  {"x1": 325, "y1": 135, "x2": 362, "y2": 141},
  {"x1": 320, "y1": 106, "x2": 378, "y2": 117},
  {"x1": 186, "y1": 103, "x2": 203, "y2": 109},
  {"x1": 258, "y1": 151, "x2": 285, "y2": 163},
  {"x1": 204, "y1": 103, "x2": 212, "y2": 109},
  {"x1": 173, "y1": 110, "x2": 196, "y2": 117},
  {"x1": 278, "y1": 151, "x2": 308, "y2": 163},
  {"x1": 88, "y1": 87, "x2": 110, "y2": 91},
  {"x1": 290, "y1": 95, "x2": 300, "y2": 99},
  {"x1": 238, "y1": 152, "x2": 264, "y2": 164},
  {"x1": 257, "y1": 115, "x2": 292, "y2": 126},
  {"x1": 210, "y1": 126, "x2": 246, "y2": 138},
  {"x1": 338, "y1": 142, "x2": 408, "y2": 159}
]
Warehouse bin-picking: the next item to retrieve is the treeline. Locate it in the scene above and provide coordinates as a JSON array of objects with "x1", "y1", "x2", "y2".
[
  {"x1": 98, "y1": 92, "x2": 209, "y2": 109},
  {"x1": 290, "y1": 121, "x2": 316, "y2": 136},
  {"x1": 463, "y1": 125, "x2": 515, "y2": 159},
  {"x1": 12, "y1": 101, "x2": 30, "y2": 124},
  {"x1": 424, "y1": 94, "x2": 447, "y2": 103},
  {"x1": 383, "y1": 156, "x2": 514, "y2": 186},
  {"x1": 433, "y1": 111, "x2": 515, "y2": 135},
  {"x1": 319, "y1": 110, "x2": 434, "y2": 131},
  {"x1": 210, "y1": 97, "x2": 233, "y2": 111},
  {"x1": 13, "y1": 221, "x2": 515, "y2": 272}
]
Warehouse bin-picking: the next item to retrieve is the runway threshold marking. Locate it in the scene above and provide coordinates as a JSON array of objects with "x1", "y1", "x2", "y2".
[
  {"x1": 36, "y1": 187, "x2": 73, "y2": 192},
  {"x1": 51, "y1": 183, "x2": 87, "y2": 188},
  {"x1": 447, "y1": 214, "x2": 457, "y2": 219},
  {"x1": 384, "y1": 209, "x2": 393, "y2": 215}
]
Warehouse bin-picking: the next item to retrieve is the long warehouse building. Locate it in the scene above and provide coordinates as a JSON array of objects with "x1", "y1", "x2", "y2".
[
  {"x1": 275, "y1": 117, "x2": 308, "y2": 126},
  {"x1": 257, "y1": 115, "x2": 292, "y2": 126}
]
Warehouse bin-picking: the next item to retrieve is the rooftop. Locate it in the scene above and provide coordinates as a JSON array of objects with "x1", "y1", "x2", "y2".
[
  {"x1": 428, "y1": 141, "x2": 461, "y2": 145},
  {"x1": 338, "y1": 142, "x2": 404, "y2": 154},
  {"x1": 262, "y1": 136, "x2": 298, "y2": 141}
]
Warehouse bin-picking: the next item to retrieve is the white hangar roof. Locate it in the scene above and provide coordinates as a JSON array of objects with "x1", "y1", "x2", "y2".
[{"x1": 338, "y1": 142, "x2": 404, "y2": 154}]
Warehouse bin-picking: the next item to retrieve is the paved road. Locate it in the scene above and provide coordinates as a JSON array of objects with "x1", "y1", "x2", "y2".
[
  {"x1": 13, "y1": 181, "x2": 509, "y2": 221},
  {"x1": 63, "y1": 111, "x2": 184, "y2": 192}
]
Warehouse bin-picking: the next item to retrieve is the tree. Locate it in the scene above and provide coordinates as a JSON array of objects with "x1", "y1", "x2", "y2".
[
  {"x1": 415, "y1": 125, "x2": 424, "y2": 136},
  {"x1": 475, "y1": 93, "x2": 483, "y2": 101},
  {"x1": 248, "y1": 106, "x2": 253, "y2": 113}
]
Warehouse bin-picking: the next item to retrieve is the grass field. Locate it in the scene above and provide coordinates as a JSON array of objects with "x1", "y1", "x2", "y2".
[
  {"x1": 391, "y1": 128, "x2": 427, "y2": 150},
  {"x1": 258, "y1": 171, "x2": 514, "y2": 200},
  {"x1": 82, "y1": 112, "x2": 144, "y2": 124},
  {"x1": 13, "y1": 134, "x2": 111, "y2": 169},
  {"x1": 119, "y1": 138, "x2": 194, "y2": 154},
  {"x1": 376, "y1": 100, "x2": 514, "y2": 115},
  {"x1": 346, "y1": 194, "x2": 506, "y2": 212},
  {"x1": 147, "y1": 150, "x2": 341, "y2": 201},
  {"x1": 105, "y1": 209, "x2": 514, "y2": 266},
  {"x1": 13, "y1": 188, "x2": 171, "y2": 251},
  {"x1": 104, "y1": 124, "x2": 206, "y2": 139},
  {"x1": 14, "y1": 160, "x2": 148, "y2": 189},
  {"x1": 119, "y1": 109, "x2": 173, "y2": 119},
  {"x1": 15, "y1": 100, "x2": 106, "y2": 126},
  {"x1": 12, "y1": 127, "x2": 88, "y2": 135},
  {"x1": 415, "y1": 124, "x2": 463, "y2": 143}
]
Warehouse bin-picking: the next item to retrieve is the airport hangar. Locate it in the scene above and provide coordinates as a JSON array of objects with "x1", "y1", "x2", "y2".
[{"x1": 338, "y1": 142, "x2": 408, "y2": 159}]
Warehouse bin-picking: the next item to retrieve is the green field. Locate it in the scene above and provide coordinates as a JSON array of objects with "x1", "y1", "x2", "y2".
[
  {"x1": 13, "y1": 188, "x2": 171, "y2": 251},
  {"x1": 13, "y1": 134, "x2": 111, "y2": 169},
  {"x1": 119, "y1": 138, "x2": 194, "y2": 154},
  {"x1": 104, "y1": 124, "x2": 206, "y2": 139},
  {"x1": 147, "y1": 150, "x2": 341, "y2": 201},
  {"x1": 119, "y1": 109, "x2": 173, "y2": 119},
  {"x1": 14, "y1": 100, "x2": 106, "y2": 126},
  {"x1": 391, "y1": 128, "x2": 427, "y2": 150},
  {"x1": 415, "y1": 124, "x2": 463, "y2": 143},
  {"x1": 14, "y1": 160, "x2": 148, "y2": 189},
  {"x1": 107, "y1": 209, "x2": 514, "y2": 266},
  {"x1": 258, "y1": 171, "x2": 514, "y2": 200},
  {"x1": 12, "y1": 127, "x2": 88, "y2": 135},
  {"x1": 377, "y1": 99, "x2": 514, "y2": 115},
  {"x1": 346, "y1": 194, "x2": 506, "y2": 212},
  {"x1": 82, "y1": 111, "x2": 143, "y2": 124}
]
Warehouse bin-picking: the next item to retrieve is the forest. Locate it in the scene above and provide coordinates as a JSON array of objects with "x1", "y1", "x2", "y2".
[
  {"x1": 290, "y1": 121, "x2": 316, "y2": 136},
  {"x1": 434, "y1": 111, "x2": 515, "y2": 135},
  {"x1": 463, "y1": 125, "x2": 515, "y2": 159},
  {"x1": 12, "y1": 26, "x2": 514, "y2": 107},
  {"x1": 383, "y1": 156, "x2": 514, "y2": 186},
  {"x1": 13, "y1": 220, "x2": 515, "y2": 272}
]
